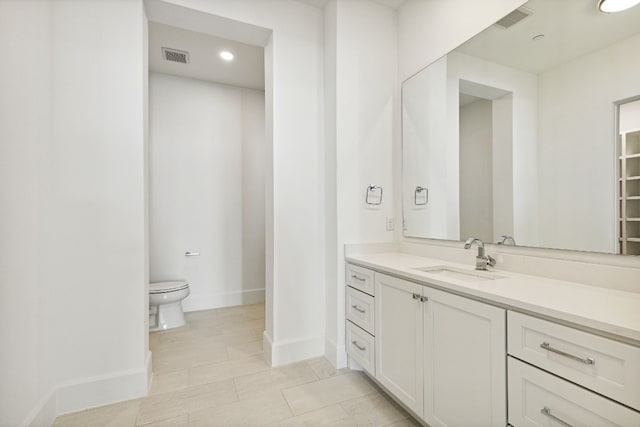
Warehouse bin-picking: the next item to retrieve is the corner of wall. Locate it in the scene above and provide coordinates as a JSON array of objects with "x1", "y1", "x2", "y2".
[
  {"x1": 263, "y1": 330, "x2": 274, "y2": 367},
  {"x1": 146, "y1": 350, "x2": 153, "y2": 392},
  {"x1": 20, "y1": 389, "x2": 56, "y2": 427},
  {"x1": 55, "y1": 367, "x2": 149, "y2": 416},
  {"x1": 324, "y1": 337, "x2": 347, "y2": 369},
  {"x1": 268, "y1": 335, "x2": 324, "y2": 367}
]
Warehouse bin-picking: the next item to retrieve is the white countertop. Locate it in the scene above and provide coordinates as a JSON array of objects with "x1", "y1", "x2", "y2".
[{"x1": 346, "y1": 252, "x2": 640, "y2": 344}]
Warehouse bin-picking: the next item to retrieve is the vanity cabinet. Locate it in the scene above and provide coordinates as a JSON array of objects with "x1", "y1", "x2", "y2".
[
  {"x1": 374, "y1": 272, "x2": 506, "y2": 425},
  {"x1": 345, "y1": 265, "x2": 376, "y2": 375},
  {"x1": 346, "y1": 261, "x2": 640, "y2": 427},
  {"x1": 423, "y1": 286, "x2": 506, "y2": 427},
  {"x1": 507, "y1": 311, "x2": 640, "y2": 427},
  {"x1": 508, "y1": 311, "x2": 640, "y2": 410},
  {"x1": 508, "y1": 358, "x2": 640, "y2": 427},
  {"x1": 346, "y1": 263, "x2": 375, "y2": 295},
  {"x1": 375, "y1": 273, "x2": 425, "y2": 417}
]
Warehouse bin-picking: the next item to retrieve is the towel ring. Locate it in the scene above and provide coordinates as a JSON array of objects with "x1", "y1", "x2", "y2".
[
  {"x1": 414, "y1": 186, "x2": 428, "y2": 205},
  {"x1": 365, "y1": 185, "x2": 383, "y2": 205}
]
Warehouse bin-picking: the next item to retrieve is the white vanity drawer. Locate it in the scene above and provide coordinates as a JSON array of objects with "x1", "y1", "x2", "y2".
[
  {"x1": 346, "y1": 263, "x2": 374, "y2": 296},
  {"x1": 346, "y1": 321, "x2": 375, "y2": 375},
  {"x1": 346, "y1": 286, "x2": 375, "y2": 335},
  {"x1": 508, "y1": 311, "x2": 640, "y2": 410},
  {"x1": 508, "y1": 357, "x2": 640, "y2": 427}
]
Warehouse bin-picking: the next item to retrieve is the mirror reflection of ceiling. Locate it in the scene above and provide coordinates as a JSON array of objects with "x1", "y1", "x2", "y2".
[
  {"x1": 295, "y1": 0, "x2": 406, "y2": 9},
  {"x1": 456, "y1": 0, "x2": 640, "y2": 74}
]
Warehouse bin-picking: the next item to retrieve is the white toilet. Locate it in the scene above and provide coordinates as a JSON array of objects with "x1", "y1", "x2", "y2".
[{"x1": 149, "y1": 281, "x2": 190, "y2": 332}]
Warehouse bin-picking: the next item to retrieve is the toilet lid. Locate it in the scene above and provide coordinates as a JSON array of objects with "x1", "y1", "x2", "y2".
[{"x1": 149, "y1": 281, "x2": 189, "y2": 294}]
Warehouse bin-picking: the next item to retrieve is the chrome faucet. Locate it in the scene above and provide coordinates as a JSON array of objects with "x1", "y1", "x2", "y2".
[
  {"x1": 497, "y1": 235, "x2": 516, "y2": 245},
  {"x1": 464, "y1": 237, "x2": 496, "y2": 271}
]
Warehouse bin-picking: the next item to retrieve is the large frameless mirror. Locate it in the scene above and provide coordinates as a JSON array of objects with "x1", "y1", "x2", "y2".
[{"x1": 402, "y1": 0, "x2": 640, "y2": 255}]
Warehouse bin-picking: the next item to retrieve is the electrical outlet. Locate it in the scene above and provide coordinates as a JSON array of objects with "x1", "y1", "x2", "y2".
[{"x1": 386, "y1": 217, "x2": 394, "y2": 231}]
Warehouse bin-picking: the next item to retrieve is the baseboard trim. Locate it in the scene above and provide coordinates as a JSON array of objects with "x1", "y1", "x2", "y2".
[
  {"x1": 269, "y1": 334, "x2": 324, "y2": 367},
  {"x1": 263, "y1": 331, "x2": 274, "y2": 367},
  {"x1": 183, "y1": 288, "x2": 265, "y2": 312},
  {"x1": 145, "y1": 350, "x2": 153, "y2": 393},
  {"x1": 324, "y1": 337, "x2": 347, "y2": 369},
  {"x1": 55, "y1": 366, "x2": 149, "y2": 415},
  {"x1": 21, "y1": 388, "x2": 56, "y2": 427}
]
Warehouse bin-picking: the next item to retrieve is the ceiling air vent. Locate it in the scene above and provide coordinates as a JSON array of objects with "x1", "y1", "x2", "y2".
[
  {"x1": 494, "y1": 7, "x2": 532, "y2": 29},
  {"x1": 161, "y1": 47, "x2": 189, "y2": 64}
]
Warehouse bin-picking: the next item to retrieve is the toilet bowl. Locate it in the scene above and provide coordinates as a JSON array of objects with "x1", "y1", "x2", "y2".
[{"x1": 149, "y1": 281, "x2": 190, "y2": 332}]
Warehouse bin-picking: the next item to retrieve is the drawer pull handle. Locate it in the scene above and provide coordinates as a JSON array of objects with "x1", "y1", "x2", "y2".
[
  {"x1": 540, "y1": 407, "x2": 573, "y2": 427},
  {"x1": 351, "y1": 275, "x2": 366, "y2": 282},
  {"x1": 540, "y1": 342, "x2": 595, "y2": 365},
  {"x1": 352, "y1": 341, "x2": 366, "y2": 351},
  {"x1": 412, "y1": 293, "x2": 421, "y2": 300},
  {"x1": 351, "y1": 305, "x2": 366, "y2": 314}
]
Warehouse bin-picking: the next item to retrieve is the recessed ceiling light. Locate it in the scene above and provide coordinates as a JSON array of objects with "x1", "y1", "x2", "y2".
[
  {"x1": 220, "y1": 51, "x2": 234, "y2": 61},
  {"x1": 598, "y1": 0, "x2": 640, "y2": 13}
]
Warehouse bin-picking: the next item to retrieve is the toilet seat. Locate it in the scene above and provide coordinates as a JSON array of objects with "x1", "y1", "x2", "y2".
[{"x1": 150, "y1": 281, "x2": 189, "y2": 294}]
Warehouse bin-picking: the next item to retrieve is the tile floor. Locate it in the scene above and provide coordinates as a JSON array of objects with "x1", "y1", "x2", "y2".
[{"x1": 53, "y1": 303, "x2": 419, "y2": 426}]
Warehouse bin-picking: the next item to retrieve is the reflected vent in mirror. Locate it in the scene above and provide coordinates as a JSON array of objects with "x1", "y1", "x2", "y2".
[
  {"x1": 161, "y1": 47, "x2": 189, "y2": 64},
  {"x1": 494, "y1": 7, "x2": 532, "y2": 29}
]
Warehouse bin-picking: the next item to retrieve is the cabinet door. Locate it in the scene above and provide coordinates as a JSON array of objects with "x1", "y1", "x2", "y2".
[
  {"x1": 375, "y1": 273, "x2": 424, "y2": 418},
  {"x1": 423, "y1": 287, "x2": 506, "y2": 427}
]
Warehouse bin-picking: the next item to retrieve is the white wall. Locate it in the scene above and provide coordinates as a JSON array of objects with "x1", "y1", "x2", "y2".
[
  {"x1": 42, "y1": 0, "x2": 149, "y2": 414},
  {"x1": 242, "y1": 89, "x2": 267, "y2": 308},
  {"x1": 1, "y1": 0, "x2": 149, "y2": 424},
  {"x1": 149, "y1": 73, "x2": 265, "y2": 311},
  {"x1": 323, "y1": 0, "x2": 339, "y2": 368},
  {"x1": 537, "y1": 34, "x2": 640, "y2": 253},
  {"x1": 0, "y1": 1, "x2": 54, "y2": 425},
  {"x1": 325, "y1": 0, "x2": 397, "y2": 368},
  {"x1": 156, "y1": 0, "x2": 325, "y2": 366},
  {"x1": 459, "y1": 99, "x2": 493, "y2": 242},
  {"x1": 620, "y1": 98, "x2": 640, "y2": 134}
]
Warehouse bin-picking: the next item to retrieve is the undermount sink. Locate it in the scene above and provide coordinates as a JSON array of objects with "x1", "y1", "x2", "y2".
[{"x1": 413, "y1": 266, "x2": 505, "y2": 282}]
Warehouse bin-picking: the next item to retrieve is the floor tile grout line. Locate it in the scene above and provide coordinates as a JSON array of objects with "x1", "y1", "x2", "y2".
[{"x1": 279, "y1": 389, "x2": 296, "y2": 420}]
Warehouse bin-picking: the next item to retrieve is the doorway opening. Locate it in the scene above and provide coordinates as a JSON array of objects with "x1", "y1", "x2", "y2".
[{"x1": 145, "y1": 2, "x2": 272, "y2": 352}]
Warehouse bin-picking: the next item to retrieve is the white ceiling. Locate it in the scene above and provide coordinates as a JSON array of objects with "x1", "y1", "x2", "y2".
[
  {"x1": 294, "y1": 0, "x2": 406, "y2": 9},
  {"x1": 149, "y1": 22, "x2": 265, "y2": 90},
  {"x1": 145, "y1": 0, "x2": 271, "y2": 47},
  {"x1": 456, "y1": 0, "x2": 640, "y2": 74}
]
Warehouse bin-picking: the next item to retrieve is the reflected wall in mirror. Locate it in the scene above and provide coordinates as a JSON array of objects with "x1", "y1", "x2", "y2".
[{"x1": 402, "y1": 0, "x2": 640, "y2": 255}]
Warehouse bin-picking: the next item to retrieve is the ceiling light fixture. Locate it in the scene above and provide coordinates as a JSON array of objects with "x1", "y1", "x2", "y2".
[
  {"x1": 219, "y1": 51, "x2": 234, "y2": 61},
  {"x1": 598, "y1": 0, "x2": 640, "y2": 13}
]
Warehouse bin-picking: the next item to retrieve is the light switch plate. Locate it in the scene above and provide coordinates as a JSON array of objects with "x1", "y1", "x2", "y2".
[{"x1": 386, "y1": 217, "x2": 394, "y2": 231}]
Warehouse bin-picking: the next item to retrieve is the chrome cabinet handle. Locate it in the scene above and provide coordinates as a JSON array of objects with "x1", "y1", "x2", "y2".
[
  {"x1": 351, "y1": 341, "x2": 366, "y2": 351},
  {"x1": 412, "y1": 293, "x2": 427, "y2": 302},
  {"x1": 540, "y1": 407, "x2": 573, "y2": 427},
  {"x1": 351, "y1": 305, "x2": 366, "y2": 314},
  {"x1": 351, "y1": 274, "x2": 366, "y2": 282},
  {"x1": 540, "y1": 342, "x2": 595, "y2": 365},
  {"x1": 185, "y1": 251, "x2": 200, "y2": 257}
]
